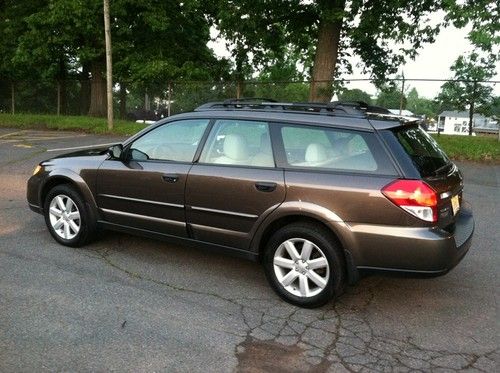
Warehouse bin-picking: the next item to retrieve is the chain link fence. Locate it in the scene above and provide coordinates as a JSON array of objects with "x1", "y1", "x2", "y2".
[{"x1": 1, "y1": 78, "x2": 498, "y2": 135}]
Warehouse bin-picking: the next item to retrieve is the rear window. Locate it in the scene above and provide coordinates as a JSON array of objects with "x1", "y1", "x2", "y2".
[{"x1": 393, "y1": 126, "x2": 451, "y2": 177}]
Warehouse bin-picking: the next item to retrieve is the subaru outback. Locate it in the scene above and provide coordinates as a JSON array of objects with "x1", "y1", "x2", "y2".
[{"x1": 27, "y1": 99, "x2": 474, "y2": 308}]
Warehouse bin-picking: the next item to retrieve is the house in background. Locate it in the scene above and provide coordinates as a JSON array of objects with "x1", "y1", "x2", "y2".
[{"x1": 437, "y1": 111, "x2": 494, "y2": 135}]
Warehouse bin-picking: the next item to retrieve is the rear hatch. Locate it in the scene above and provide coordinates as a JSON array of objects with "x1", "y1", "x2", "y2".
[{"x1": 389, "y1": 125, "x2": 463, "y2": 228}]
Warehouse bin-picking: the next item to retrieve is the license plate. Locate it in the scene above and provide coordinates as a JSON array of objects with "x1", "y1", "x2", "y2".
[{"x1": 451, "y1": 195, "x2": 460, "y2": 215}]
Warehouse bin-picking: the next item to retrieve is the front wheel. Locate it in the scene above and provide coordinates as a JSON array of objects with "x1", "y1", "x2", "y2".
[
  {"x1": 44, "y1": 184, "x2": 95, "y2": 247},
  {"x1": 263, "y1": 223, "x2": 345, "y2": 308}
]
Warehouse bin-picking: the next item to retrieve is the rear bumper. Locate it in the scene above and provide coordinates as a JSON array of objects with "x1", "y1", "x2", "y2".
[{"x1": 344, "y1": 203, "x2": 474, "y2": 274}]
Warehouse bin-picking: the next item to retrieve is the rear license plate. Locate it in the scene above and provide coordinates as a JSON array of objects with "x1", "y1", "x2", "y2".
[{"x1": 451, "y1": 195, "x2": 460, "y2": 215}]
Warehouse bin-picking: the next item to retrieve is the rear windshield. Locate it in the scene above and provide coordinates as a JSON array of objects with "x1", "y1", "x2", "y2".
[{"x1": 392, "y1": 126, "x2": 451, "y2": 177}]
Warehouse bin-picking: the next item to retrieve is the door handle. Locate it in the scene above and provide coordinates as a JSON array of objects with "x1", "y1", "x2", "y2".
[
  {"x1": 255, "y1": 181, "x2": 277, "y2": 192},
  {"x1": 162, "y1": 173, "x2": 179, "y2": 183}
]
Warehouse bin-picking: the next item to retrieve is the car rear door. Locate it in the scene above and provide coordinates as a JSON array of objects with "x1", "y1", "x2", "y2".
[
  {"x1": 185, "y1": 119, "x2": 285, "y2": 249},
  {"x1": 96, "y1": 119, "x2": 210, "y2": 237}
]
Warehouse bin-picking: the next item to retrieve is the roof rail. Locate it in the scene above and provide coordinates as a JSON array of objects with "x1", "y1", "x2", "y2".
[
  {"x1": 194, "y1": 98, "x2": 422, "y2": 124},
  {"x1": 195, "y1": 98, "x2": 366, "y2": 117}
]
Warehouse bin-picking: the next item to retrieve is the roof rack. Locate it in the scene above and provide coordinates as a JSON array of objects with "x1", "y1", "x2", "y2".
[
  {"x1": 195, "y1": 98, "x2": 366, "y2": 117},
  {"x1": 195, "y1": 98, "x2": 423, "y2": 123}
]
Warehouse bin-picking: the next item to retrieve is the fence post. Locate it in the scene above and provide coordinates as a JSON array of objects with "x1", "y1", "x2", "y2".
[
  {"x1": 236, "y1": 81, "x2": 241, "y2": 99},
  {"x1": 57, "y1": 81, "x2": 61, "y2": 116},
  {"x1": 167, "y1": 81, "x2": 172, "y2": 117},
  {"x1": 10, "y1": 82, "x2": 15, "y2": 115}
]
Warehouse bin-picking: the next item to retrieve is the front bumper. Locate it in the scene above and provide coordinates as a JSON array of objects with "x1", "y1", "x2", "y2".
[{"x1": 345, "y1": 203, "x2": 474, "y2": 274}]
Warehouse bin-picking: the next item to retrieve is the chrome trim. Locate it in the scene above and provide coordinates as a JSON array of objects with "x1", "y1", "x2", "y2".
[
  {"x1": 99, "y1": 194, "x2": 184, "y2": 209},
  {"x1": 101, "y1": 208, "x2": 185, "y2": 227},
  {"x1": 190, "y1": 205, "x2": 258, "y2": 219}
]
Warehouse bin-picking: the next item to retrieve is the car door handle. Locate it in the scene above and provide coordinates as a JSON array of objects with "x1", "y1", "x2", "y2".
[
  {"x1": 162, "y1": 173, "x2": 179, "y2": 183},
  {"x1": 255, "y1": 181, "x2": 277, "y2": 192}
]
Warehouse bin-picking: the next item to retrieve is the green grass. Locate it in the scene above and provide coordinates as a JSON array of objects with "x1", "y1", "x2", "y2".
[
  {"x1": 0, "y1": 113, "x2": 498, "y2": 163},
  {"x1": 0, "y1": 113, "x2": 145, "y2": 136},
  {"x1": 432, "y1": 134, "x2": 500, "y2": 163}
]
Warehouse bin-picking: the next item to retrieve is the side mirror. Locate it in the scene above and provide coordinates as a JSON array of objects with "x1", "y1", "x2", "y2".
[{"x1": 108, "y1": 144, "x2": 123, "y2": 159}]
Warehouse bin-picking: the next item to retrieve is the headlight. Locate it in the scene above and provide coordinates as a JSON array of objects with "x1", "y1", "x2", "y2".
[{"x1": 33, "y1": 165, "x2": 42, "y2": 175}]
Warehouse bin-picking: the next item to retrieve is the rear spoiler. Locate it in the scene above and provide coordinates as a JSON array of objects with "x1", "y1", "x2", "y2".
[{"x1": 367, "y1": 113, "x2": 424, "y2": 129}]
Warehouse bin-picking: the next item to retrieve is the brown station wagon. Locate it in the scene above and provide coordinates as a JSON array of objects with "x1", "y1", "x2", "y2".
[{"x1": 27, "y1": 99, "x2": 474, "y2": 307}]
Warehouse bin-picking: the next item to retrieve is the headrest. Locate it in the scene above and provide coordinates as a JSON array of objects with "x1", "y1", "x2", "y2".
[
  {"x1": 305, "y1": 143, "x2": 328, "y2": 162},
  {"x1": 223, "y1": 133, "x2": 249, "y2": 160}
]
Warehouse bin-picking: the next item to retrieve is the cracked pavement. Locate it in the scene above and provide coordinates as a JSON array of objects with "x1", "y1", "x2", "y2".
[{"x1": 0, "y1": 128, "x2": 498, "y2": 372}]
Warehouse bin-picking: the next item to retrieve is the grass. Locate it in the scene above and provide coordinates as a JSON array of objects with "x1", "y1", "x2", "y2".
[
  {"x1": 0, "y1": 113, "x2": 145, "y2": 136},
  {"x1": 0, "y1": 113, "x2": 498, "y2": 163},
  {"x1": 432, "y1": 134, "x2": 499, "y2": 163}
]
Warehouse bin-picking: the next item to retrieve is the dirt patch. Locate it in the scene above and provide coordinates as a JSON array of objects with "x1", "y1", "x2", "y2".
[{"x1": 236, "y1": 336, "x2": 330, "y2": 373}]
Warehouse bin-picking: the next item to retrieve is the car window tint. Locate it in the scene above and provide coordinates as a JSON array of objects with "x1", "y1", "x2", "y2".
[
  {"x1": 199, "y1": 120, "x2": 274, "y2": 167},
  {"x1": 130, "y1": 119, "x2": 209, "y2": 162},
  {"x1": 281, "y1": 125, "x2": 392, "y2": 173}
]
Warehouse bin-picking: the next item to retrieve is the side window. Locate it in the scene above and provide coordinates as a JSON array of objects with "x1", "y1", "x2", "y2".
[
  {"x1": 281, "y1": 125, "x2": 390, "y2": 173},
  {"x1": 129, "y1": 119, "x2": 209, "y2": 162},
  {"x1": 199, "y1": 120, "x2": 274, "y2": 167}
]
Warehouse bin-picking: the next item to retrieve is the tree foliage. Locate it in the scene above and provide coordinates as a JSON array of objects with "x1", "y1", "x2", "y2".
[
  {"x1": 436, "y1": 52, "x2": 495, "y2": 135},
  {"x1": 211, "y1": 0, "x2": 445, "y2": 101}
]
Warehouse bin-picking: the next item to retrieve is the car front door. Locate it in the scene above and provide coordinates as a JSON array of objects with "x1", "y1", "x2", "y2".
[
  {"x1": 96, "y1": 119, "x2": 210, "y2": 237},
  {"x1": 185, "y1": 119, "x2": 286, "y2": 249}
]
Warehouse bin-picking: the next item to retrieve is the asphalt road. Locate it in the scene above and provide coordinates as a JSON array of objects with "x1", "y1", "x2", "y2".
[{"x1": 0, "y1": 128, "x2": 498, "y2": 372}]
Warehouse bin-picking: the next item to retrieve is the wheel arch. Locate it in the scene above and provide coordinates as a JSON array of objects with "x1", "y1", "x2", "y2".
[
  {"x1": 40, "y1": 170, "x2": 100, "y2": 222},
  {"x1": 251, "y1": 206, "x2": 359, "y2": 284}
]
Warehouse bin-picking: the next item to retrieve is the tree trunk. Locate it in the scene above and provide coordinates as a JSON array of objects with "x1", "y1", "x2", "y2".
[
  {"x1": 309, "y1": 0, "x2": 345, "y2": 102},
  {"x1": 468, "y1": 101, "x2": 474, "y2": 136},
  {"x1": 119, "y1": 83, "x2": 127, "y2": 119},
  {"x1": 79, "y1": 64, "x2": 91, "y2": 115},
  {"x1": 57, "y1": 57, "x2": 67, "y2": 115},
  {"x1": 88, "y1": 60, "x2": 107, "y2": 117}
]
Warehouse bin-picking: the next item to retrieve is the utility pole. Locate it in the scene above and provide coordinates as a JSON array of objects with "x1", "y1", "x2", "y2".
[{"x1": 103, "y1": 0, "x2": 113, "y2": 130}]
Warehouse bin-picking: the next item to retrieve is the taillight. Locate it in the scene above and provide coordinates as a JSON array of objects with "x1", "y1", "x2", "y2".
[{"x1": 382, "y1": 180, "x2": 438, "y2": 222}]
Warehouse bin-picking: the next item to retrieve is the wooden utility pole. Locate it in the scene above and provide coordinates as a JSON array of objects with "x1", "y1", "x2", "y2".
[{"x1": 103, "y1": 0, "x2": 113, "y2": 130}]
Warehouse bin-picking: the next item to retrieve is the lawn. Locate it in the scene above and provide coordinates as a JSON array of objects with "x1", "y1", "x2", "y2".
[
  {"x1": 432, "y1": 134, "x2": 499, "y2": 163},
  {"x1": 0, "y1": 113, "x2": 145, "y2": 136},
  {"x1": 0, "y1": 113, "x2": 498, "y2": 162}
]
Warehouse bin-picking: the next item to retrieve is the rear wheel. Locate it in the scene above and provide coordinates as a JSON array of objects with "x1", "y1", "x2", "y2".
[
  {"x1": 263, "y1": 222, "x2": 345, "y2": 308},
  {"x1": 44, "y1": 184, "x2": 95, "y2": 247}
]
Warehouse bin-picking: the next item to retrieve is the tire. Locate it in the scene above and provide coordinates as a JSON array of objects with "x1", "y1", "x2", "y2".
[
  {"x1": 43, "y1": 184, "x2": 96, "y2": 247},
  {"x1": 263, "y1": 222, "x2": 345, "y2": 308}
]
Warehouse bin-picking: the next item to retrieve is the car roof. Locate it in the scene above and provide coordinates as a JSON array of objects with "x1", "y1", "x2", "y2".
[
  {"x1": 170, "y1": 109, "x2": 374, "y2": 131},
  {"x1": 126, "y1": 100, "x2": 421, "y2": 144}
]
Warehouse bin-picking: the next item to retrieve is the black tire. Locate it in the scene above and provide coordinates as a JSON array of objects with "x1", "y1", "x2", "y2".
[
  {"x1": 263, "y1": 222, "x2": 345, "y2": 308},
  {"x1": 43, "y1": 184, "x2": 96, "y2": 247}
]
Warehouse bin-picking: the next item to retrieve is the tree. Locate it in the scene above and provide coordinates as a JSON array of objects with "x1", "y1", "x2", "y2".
[
  {"x1": 8, "y1": 0, "x2": 222, "y2": 117},
  {"x1": 211, "y1": 0, "x2": 444, "y2": 102},
  {"x1": 445, "y1": 0, "x2": 499, "y2": 58},
  {"x1": 376, "y1": 85, "x2": 406, "y2": 110},
  {"x1": 436, "y1": 52, "x2": 495, "y2": 135},
  {"x1": 338, "y1": 88, "x2": 372, "y2": 104},
  {"x1": 406, "y1": 88, "x2": 439, "y2": 117}
]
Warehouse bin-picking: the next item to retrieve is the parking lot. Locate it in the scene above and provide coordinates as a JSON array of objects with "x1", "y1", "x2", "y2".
[{"x1": 0, "y1": 128, "x2": 498, "y2": 372}]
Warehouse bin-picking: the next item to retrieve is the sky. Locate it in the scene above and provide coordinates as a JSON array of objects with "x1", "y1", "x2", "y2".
[{"x1": 207, "y1": 17, "x2": 500, "y2": 99}]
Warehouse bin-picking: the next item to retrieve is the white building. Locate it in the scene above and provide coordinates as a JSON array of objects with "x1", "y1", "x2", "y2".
[{"x1": 437, "y1": 111, "x2": 493, "y2": 135}]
